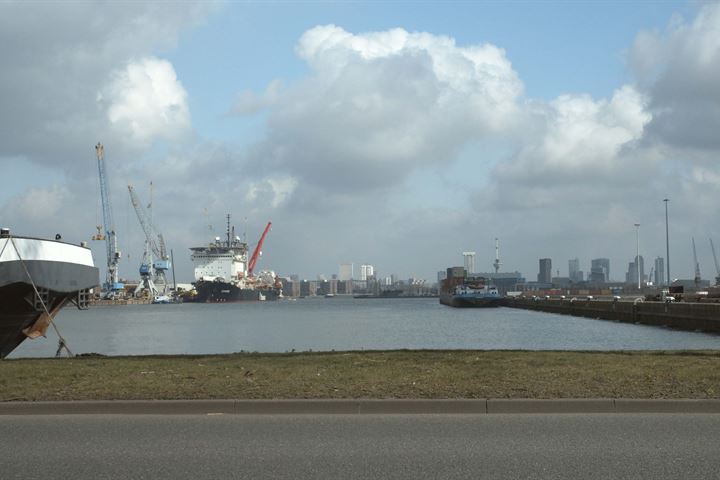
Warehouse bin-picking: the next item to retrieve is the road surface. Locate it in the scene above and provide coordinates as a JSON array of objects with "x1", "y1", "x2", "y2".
[{"x1": 2, "y1": 414, "x2": 719, "y2": 479}]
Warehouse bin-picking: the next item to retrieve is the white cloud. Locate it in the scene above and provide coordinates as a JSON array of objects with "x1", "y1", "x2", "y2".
[
  {"x1": 233, "y1": 79, "x2": 284, "y2": 115},
  {"x1": 495, "y1": 85, "x2": 651, "y2": 184},
  {"x1": 4, "y1": 185, "x2": 69, "y2": 223},
  {"x1": 0, "y1": 2, "x2": 213, "y2": 170},
  {"x1": 101, "y1": 57, "x2": 191, "y2": 146},
  {"x1": 242, "y1": 25, "x2": 524, "y2": 194},
  {"x1": 245, "y1": 177, "x2": 298, "y2": 208},
  {"x1": 630, "y1": 3, "x2": 720, "y2": 150}
]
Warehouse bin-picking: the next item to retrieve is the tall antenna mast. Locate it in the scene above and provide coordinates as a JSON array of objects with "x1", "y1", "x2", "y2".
[
  {"x1": 226, "y1": 214, "x2": 231, "y2": 247},
  {"x1": 493, "y1": 238, "x2": 502, "y2": 274}
]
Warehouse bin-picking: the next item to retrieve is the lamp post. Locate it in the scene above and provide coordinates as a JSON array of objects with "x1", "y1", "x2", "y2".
[
  {"x1": 664, "y1": 199, "x2": 670, "y2": 286},
  {"x1": 635, "y1": 223, "x2": 641, "y2": 290}
]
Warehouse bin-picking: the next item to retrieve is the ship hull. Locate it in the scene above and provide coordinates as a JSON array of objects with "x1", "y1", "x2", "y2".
[
  {"x1": 1, "y1": 236, "x2": 99, "y2": 358},
  {"x1": 439, "y1": 292, "x2": 501, "y2": 308},
  {"x1": 0, "y1": 283, "x2": 80, "y2": 358},
  {"x1": 187, "y1": 280, "x2": 280, "y2": 303}
]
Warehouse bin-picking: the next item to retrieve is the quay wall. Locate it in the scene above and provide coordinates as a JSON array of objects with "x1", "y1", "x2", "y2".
[{"x1": 501, "y1": 298, "x2": 720, "y2": 334}]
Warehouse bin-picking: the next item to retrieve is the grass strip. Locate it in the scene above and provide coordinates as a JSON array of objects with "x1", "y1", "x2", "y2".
[{"x1": 2, "y1": 350, "x2": 720, "y2": 401}]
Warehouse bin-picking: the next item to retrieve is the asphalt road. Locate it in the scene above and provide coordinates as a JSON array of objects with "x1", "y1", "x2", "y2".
[{"x1": 2, "y1": 414, "x2": 720, "y2": 479}]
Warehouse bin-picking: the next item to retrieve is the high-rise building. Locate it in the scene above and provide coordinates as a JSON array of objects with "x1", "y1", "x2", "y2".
[
  {"x1": 538, "y1": 258, "x2": 552, "y2": 284},
  {"x1": 655, "y1": 257, "x2": 665, "y2": 285},
  {"x1": 569, "y1": 258, "x2": 581, "y2": 282},
  {"x1": 626, "y1": 255, "x2": 645, "y2": 284},
  {"x1": 462, "y1": 252, "x2": 476, "y2": 275},
  {"x1": 590, "y1": 258, "x2": 610, "y2": 283},
  {"x1": 360, "y1": 264, "x2": 374, "y2": 281},
  {"x1": 339, "y1": 263, "x2": 353, "y2": 281}
]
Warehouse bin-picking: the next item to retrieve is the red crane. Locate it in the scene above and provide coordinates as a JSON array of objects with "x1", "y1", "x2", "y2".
[{"x1": 248, "y1": 222, "x2": 272, "y2": 276}]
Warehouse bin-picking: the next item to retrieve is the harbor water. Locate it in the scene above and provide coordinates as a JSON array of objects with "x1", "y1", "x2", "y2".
[{"x1": 8, "y1": 296, "x2": 720, "y2": 358}]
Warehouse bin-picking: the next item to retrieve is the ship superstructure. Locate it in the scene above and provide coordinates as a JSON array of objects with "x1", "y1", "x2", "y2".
[
  {"x1": 191, "y1": 215, "x2": 248, "y2": 283},
  {"x1": 188, "y1": 215, "x2": 280, "y2": 302}
]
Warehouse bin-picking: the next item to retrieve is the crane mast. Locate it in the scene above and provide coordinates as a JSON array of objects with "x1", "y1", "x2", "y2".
[
  {"x1": 128, "y1": 184, "x2": 170, "y2": 295},
  {"x1": 710, "y1": 238, "x2": 720, "y2": 286},
  {"x1": 692, "y1": 237, "x2": 701, "y2": 289},
  {"x1": 93, "y1": 143, "x2": 123, "y2": 296}
]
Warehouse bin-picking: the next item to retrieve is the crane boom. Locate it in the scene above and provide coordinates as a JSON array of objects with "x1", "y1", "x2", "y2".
[
  {"x1": 248, "y1": 222, "x2": 272, "y2": 276},
  {"x1": 128, "y1": 183, "x2": 170, "y2": 295},
  {"x1": 94, "y1": 143, "x2": 121, "y2": 292},
  {"x1": 128, "y1": 185, "x2": 165, "y2": 260}
]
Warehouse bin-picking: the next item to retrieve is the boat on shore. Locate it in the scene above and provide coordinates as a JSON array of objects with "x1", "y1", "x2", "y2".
[{"x1": 0, "y1": 228, "x2": 99, "y2": 358}]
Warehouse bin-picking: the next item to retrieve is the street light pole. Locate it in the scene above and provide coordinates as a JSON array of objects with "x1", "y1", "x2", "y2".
[
  {"x1": 635, "y1": 223, "x2": 641, "y2": 290},
  {"x1": 664, "y1": 199, "x2": 670, "y2": 286}
]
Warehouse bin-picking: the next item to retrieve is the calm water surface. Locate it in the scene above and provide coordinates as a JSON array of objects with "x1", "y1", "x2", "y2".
[{"x1": 9, "y1": 296, "x2": 720, "y2": 358}]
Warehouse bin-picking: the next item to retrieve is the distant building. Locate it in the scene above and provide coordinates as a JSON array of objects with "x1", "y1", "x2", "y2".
[
  {"x1": 590, "y1": 258, "x2": 610, "y2": 283},
  {"x1": 568, "y1": 258, "x2": 581, "y2": 282},
  {"x1": 626, "y1": 255, "x2": 645, "y2": 284},
  {"x1": 360, "y1": 264, "x2": 374, "y2": 281},
  {"x1": 447, "y1": 266, "x2": 465, "y2": 279},
  {"x1": 300, "y1": 280, "x2": 317, "y2": 297},
  {"x1": 339, "y1": 263, "x2": 353, "y2": 281},
  {"x1": 479, "y1": 271, "x2": 525, "y2": 295},
  {"x1": 337, "y1": 280, "x2": 353, "y2": 294},
  {"x1": 538, "y1": 258, "x2": 552, "y2": 284},
  {"x1": 655, "y1": 257, "x2": 665, "y2": 285},
  {"x1": 278, "y1": 277, "x2": 300, "y2": 297},
  {"x1": 462, "y1": 252, "x2": 476, "y2": 276}
]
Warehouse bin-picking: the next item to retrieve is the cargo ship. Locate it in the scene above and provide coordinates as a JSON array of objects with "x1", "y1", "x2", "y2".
[
  {"x1": 0, "y1": 228, "x2": 99, "y2": 358},
  {"x1": 439, "y1": 282, "x2": 501, "y2": 308},
  {"x1": 185, "y1": 215, "x2": 281, "y2": 303},
  {"x1": 439, "y1": 266, "x2": 501, "y2": 308}
]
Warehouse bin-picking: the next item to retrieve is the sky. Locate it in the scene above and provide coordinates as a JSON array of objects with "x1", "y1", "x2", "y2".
[{"x1": 1, "y1": 0, "x2": 720, "y2": 285}]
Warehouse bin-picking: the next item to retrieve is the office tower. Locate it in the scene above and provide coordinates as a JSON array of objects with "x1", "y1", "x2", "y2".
[
  {"x1": 655, "y1": 257, "x2": 665, "y2": 285},
  {"x1": 339, "y1": 263, "x2": 353, "y2": 281},
  {"x1": 462, "y1": 252, "x2": 476, "y2": 276},
  {"x1": 360, "y1": 264, "x2": 374, "y2": 281},
  {"x1": 569, "y1": 258, "x2": 580, "y2": 282},
  {"x1": 590, "y1": 258, "x2": 610, "y2": 283},
  {"x1": 625, "y1": 256, "x2": 644, "y2": 284},
  {"x1": 538, "y1": 258, "x2": 552, "y2": 283}
]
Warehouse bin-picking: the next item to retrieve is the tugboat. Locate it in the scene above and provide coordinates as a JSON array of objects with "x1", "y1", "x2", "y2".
[
  {"x1": 186, "y1": 215, "x2": 281, "y2": 302},
  {"x1": 0, "y1": 228, "x2": 99, "y2": 358}
]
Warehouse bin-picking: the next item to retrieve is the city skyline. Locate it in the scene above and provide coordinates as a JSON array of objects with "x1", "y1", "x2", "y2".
[{"x1": 1, "y1": 2, "x2": 719, "y2": 283}]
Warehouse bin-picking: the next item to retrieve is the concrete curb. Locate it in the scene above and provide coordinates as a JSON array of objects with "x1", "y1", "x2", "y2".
[{"x1": 2, "y1": 399, "x2": 720, "y2": 415}]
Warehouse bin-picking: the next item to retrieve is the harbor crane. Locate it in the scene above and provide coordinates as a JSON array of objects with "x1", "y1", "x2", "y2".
[
  {"x1": 248, "y1": 222, "x2": 272, "y2": 277},
  {"x1": 128, "y1": 184, "x2": 170, "y2": 296},
  {"x1": 92, "y1": 143, "x2": 124, "y2": 298},
  {"x1": 692, "y1": 237, "x2": 701, "y2": 289},
  {"x1": 709, "y1": 238, "x2": 720, "y2": 286}
]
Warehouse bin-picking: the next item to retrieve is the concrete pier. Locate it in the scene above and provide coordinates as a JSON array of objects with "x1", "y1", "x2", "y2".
[{"x1": 501, "y1": 297, "x2": 720, "y2": 334}]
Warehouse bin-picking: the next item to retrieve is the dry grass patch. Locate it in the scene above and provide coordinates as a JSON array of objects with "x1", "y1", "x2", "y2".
[{"x1": 2, "y1": 350, "x2": 720, "y2": 401}]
